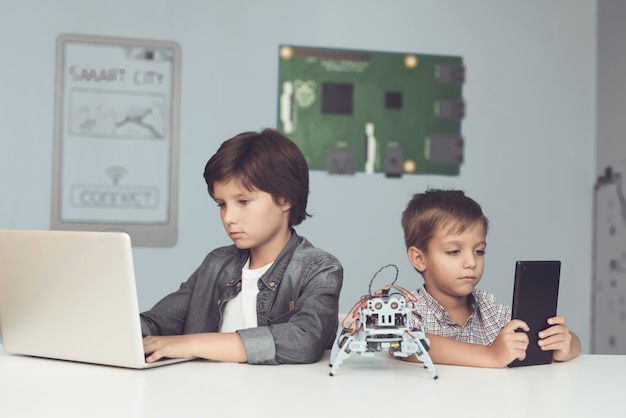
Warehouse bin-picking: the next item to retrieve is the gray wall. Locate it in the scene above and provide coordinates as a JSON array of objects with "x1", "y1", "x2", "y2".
[
  {"x1": 0, "y1": 0, "x2": 596, "y2": 351},
  {"x1": 598, "y1": 0, "x2": 626, "y2": 173}
]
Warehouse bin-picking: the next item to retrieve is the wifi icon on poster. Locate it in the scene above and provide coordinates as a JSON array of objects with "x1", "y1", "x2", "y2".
[{"x1": 106, "y1": 165, "x2": 128, "y2": 185}]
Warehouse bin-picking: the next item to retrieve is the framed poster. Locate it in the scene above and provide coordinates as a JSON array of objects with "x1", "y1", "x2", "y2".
[
  {"x1": 277, "y1": 45, "x2": 465, "y2": 176},
  {"x1": 51, "y1": 34, "x2": 181, "y2": 246}
]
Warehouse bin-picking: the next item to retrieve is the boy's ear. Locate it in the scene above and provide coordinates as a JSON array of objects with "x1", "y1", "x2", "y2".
[
  {"x1": 277, "y1": 197, "x2": 292, "y2": 212},
  {"x1": 407, "y1": 246, "x2": 426, "y2": 273}
]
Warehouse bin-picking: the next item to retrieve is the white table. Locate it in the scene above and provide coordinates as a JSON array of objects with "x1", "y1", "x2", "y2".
[{"x1": 0, "y1": 346, "x2": 623, "y2": 418}]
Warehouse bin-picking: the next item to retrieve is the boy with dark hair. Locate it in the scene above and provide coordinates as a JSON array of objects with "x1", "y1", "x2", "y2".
[
  {"x1": 401, "y1": 189, "x2": 580, "y2": 367},
  {"x1": 141, "y1": 129, "x2": 343, "y2": 365}
]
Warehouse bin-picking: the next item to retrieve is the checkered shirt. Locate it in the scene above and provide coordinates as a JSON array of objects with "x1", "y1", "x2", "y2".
[{"x1": 410, "y1": 286, "x2": 511, "y2": 346}]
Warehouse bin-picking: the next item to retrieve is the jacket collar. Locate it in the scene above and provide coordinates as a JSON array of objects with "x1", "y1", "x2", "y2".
[{"x1": 235, "y1": 229, "x2": 302, "y2": 291}]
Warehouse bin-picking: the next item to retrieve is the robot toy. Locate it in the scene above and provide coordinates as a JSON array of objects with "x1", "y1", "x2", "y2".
[{"x1": 329, "y1": 265, "x2": 438, "y2": 379}]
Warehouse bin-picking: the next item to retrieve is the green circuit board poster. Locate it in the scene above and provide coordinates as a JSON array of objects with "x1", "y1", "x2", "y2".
[{"x1": 277, "y1": 45, "x2": 465, "y2": 176}]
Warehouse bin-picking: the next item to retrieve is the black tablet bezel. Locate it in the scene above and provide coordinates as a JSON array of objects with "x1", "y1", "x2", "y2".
[{"x1": 508, "y1": 260, "x2": 561, "y2": 367}]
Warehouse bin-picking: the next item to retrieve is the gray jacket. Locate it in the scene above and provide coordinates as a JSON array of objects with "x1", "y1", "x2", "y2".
[{"x1": 140, "y1": 231, "x2": 343, "y2": 364}]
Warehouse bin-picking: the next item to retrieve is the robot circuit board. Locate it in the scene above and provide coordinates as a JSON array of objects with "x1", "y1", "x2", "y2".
[{"x1": 277, "y1": 45, "x2": 465, "y2": 176}]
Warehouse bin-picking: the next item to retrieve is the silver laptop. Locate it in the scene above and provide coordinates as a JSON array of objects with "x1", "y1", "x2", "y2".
[{"x1": 0, "y1": 229, "x2": 191, "y2": 368}]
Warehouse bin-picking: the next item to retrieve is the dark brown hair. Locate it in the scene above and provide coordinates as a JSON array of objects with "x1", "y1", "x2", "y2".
[
  {"x1": 401, "y1": 189, "x2": 489, "y2": 251},
  {"x1": 203, "y1": 128, "x2": 311, "y2": 227}
]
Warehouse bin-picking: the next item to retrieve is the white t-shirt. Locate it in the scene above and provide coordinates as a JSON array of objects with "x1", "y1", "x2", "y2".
[{"x1": 219, "y1": 259, "x2": 273, "y2": 333}]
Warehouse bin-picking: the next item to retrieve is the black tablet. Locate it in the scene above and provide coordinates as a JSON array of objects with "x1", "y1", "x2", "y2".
[{"x1": 508, "y1": 260, "x2": 561, "y2": 367}]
